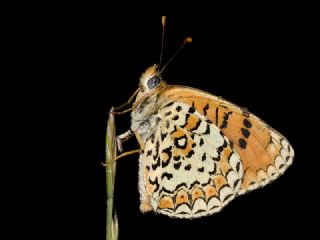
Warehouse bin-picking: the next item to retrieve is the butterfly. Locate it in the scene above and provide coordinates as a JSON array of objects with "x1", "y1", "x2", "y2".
[{"x1": 114, "y1": 17, "x2": 294, "y2": 219}]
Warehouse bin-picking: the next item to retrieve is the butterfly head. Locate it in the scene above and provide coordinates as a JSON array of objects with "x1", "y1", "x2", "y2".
[{"x1": 138, "y1": 64, "x2": 167, "y2": 94}]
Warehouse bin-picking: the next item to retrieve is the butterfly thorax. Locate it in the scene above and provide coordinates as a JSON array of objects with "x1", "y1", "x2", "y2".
[
  {"x1": 131, "y1": 65, "x2": 169, "y2": 143},
  {"x1": 131, "y1": 89, "x2": 166, "y2": 143}
]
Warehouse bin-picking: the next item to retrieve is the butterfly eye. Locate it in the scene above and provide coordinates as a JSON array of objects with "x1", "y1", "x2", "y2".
[{"x1": 147, "y1": 76, "x2": 160, "y2": 89}]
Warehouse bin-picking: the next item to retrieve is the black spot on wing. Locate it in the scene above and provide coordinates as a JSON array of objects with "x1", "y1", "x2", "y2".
[
  {"x1": 220, "y1": 111, "x2": 232, "y2": 129},
  {"x1": 159, "y1": 187, "x2": 174, "y2": 195},
  {"x1": 184, "y1": 164, "x2": 192, "y2": 171},
  {"x1": 173, "y1": 155, "x2": 181, "y2": 161},
  {"x1": 161, "y1": 209, "x2": 174, "y2": 214},
  {"x1": 174, "y1": 210, "x2": 190, "y2": 215},
  {"x1": 190, "y1": 180, "x2": 200, "y2": 189},
  {"x1": 146, "y1": 150, "x2": 152, "y2": 157},
  {"x1": 173, "y1": 115, "x2": 179, "y2": 121},
  {"x1": 286, "y1": 156, "x2": 290, "y2": 162},
  {"x1": 220, "y1": 120, "x2": 227, "y2": 129},
  {"x1": 188, "y1": 105, "x2": 196, "y2": 114},
  {"x1": 161, "y1": 172, "x2": 173, "y2": 180},
  {"x1": 176, "y1": 106, "x2": 182, "y2": 112},
  {"x1": 212, "y1": 154, "x2": 220, "y2": 162},
  {"x1": 209, "y1": 204, "x2": 220, "y2": 211},
  {"x1": 199, "y1": 138, "x2": 204, "y2": 146},
  {"x1": 233, "y1": 179, "x2": 240, "y2": 189},
  {"x1": 185, "y1": 149, "x2": 195, "y2": 158},
  {"x1": 217, "y1": 140, "x2": 228, "y2": 153},
  {"x1": 163, "y1": 101, "x2": 175, "y2": 108},
  {"x1": 153, "y1": 140, "x2": 160, "y2": 160},
  {"x1": 238, "y1": 138, "x2": 247, "y2": 149},
  {"x1": 150, "y1": 133, "x2": 155, "y2": 144},
  {"x1": 236, "y1": 162, "x2": 241, "y2": 173},
  {"x1": 152, "y1": 156, "x2": 161, "y2": 170},
  {"x1": 194, "y1": 209, "x2": 207, "y2": 215},
  {"x1": 204, "y1": 123, "x2": 210, "y2": 135},
  {"x1": 149, "y1": 177, "x2": 159, "y2": 192},
  {"x1": 174, "y1": 162, "x2": 182, "y2": 170},
  {"x1": 198, "y1": 167, "x2": 204, "y2": 173},
  {"x1": 203, "y1": 103, "x2": 209, "y2": 116},
  {"x1": 215, "y1": 108, "x2": 219, "y2": 125},
  {"x1": 202, "y1": 153, "x2": 206, "y2": 161},
  {"x1": 161, "y1": 132, "x2": 168, "y2": 141},
  {"x1": 243, "y1": 118, "x2": 252, "y2": 128},
  {"x1": 241, "y1": 128, "x2": 250, "y2": 138},
  {"x1": 165, "y1": 111, "x2": 172, "y2": 116},
  {"x1": 175, "y1": 183, "x2": 187, "y2": 191}
]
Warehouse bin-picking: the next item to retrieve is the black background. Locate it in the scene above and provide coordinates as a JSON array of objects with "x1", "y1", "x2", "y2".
[{"x1": 33, "y1": 9, "x2": 317, "y2": 240}]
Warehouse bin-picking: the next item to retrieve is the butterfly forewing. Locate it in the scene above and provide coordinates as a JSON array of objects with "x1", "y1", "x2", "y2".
[{"x1": 160, "y1": 86, "x2": 294, "y2": 195}]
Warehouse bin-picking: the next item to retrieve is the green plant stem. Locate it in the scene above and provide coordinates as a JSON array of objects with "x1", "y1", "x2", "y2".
[{"x1": 106, "y1": 108, "x2": 118, "y2": 240}]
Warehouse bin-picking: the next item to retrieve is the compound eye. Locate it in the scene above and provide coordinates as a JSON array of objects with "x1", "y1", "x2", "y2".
[{"x1": 147, "y1": 76, "x2": 160, "y2": 89}]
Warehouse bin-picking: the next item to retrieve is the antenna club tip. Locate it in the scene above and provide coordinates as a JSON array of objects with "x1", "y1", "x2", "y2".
[
  {"x1": 185, "y1": 37, "x2": 193, "y2": 43},
  {"x1": 162, "y1": 16, "x2": 167, "y2": 26}
]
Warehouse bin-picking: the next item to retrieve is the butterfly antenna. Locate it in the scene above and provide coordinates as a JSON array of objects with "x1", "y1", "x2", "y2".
[
  {"x1": 159, "y1": 37, "x2": 192, "y2": 75},
  {"x1": 159, "y1": 16, "x2": 166, "y2": 67}
]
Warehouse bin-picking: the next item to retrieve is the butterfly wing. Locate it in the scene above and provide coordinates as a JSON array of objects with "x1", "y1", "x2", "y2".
[
  {"x1": 159, "y1": 85, "x2": 294, "y2": 194},
  {"x1": 140, "y1": 101, "x2": 243, "y2": 218}
]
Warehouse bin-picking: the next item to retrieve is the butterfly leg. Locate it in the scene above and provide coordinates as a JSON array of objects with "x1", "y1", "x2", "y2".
[
  {"x1": 116, "y1": 129, "x2": 135, "y2": 152},
  {"x1": 112, "y1": 149, "x2": 141, "y2": 162},
  {"x1": 114, "y1": 129, "x2": 145, "y2": 161},
  {"x1": 112, "y1": 108, "x2": 133, "y2": 115},
  {"x1": 102, "y1": 149, "x2": 142, "y2": 167},
  {"x1": 113, "y1": 88, "x2": 139, "y2": 111},
  {"x1": 102, "y1": 130, "x2": 145, "y2": 166}
]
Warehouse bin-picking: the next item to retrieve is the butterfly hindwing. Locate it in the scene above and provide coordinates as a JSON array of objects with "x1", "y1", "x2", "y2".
[{"x1": 140, "y1": 101, "x2": 243, "y2": 218}]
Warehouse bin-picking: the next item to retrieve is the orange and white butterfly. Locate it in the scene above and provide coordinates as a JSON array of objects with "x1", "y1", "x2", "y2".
[{"x1": 115, "y1": 17, "x2": 294, "y2": 219}]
